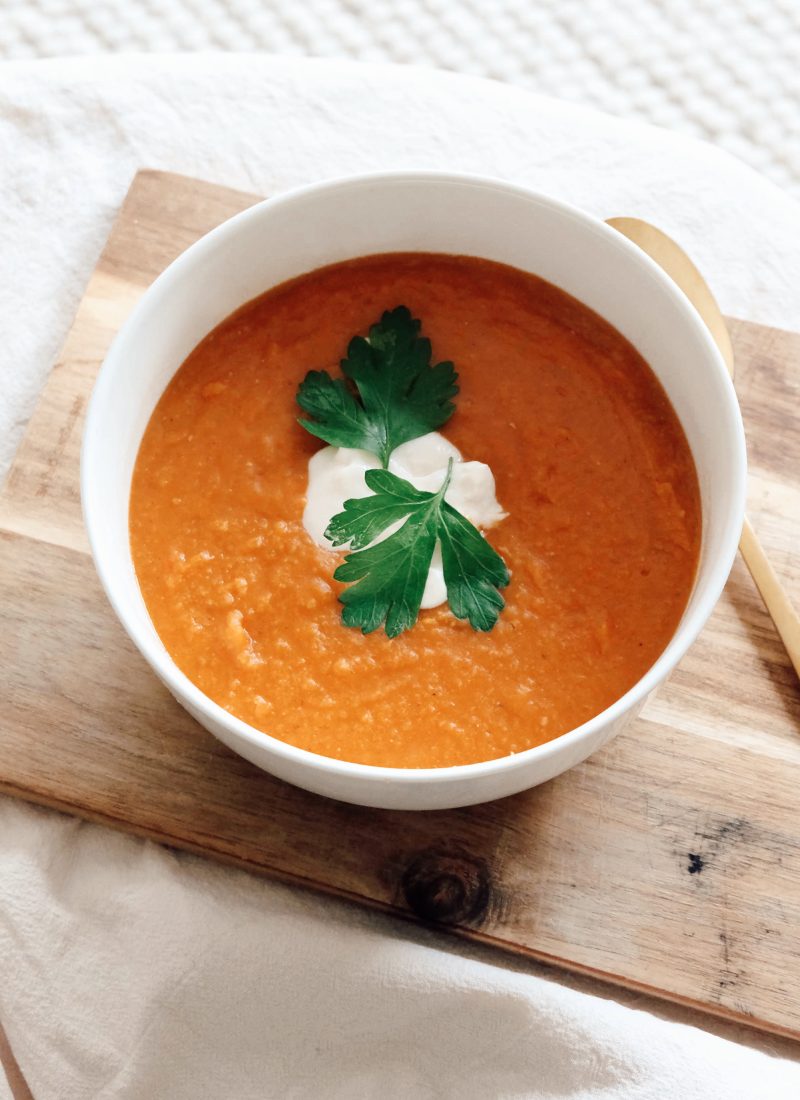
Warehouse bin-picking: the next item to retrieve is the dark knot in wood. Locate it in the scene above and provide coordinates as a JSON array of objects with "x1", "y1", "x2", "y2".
[{"x1": 400, "y1": 846, "x2": 493, "y2": 927}]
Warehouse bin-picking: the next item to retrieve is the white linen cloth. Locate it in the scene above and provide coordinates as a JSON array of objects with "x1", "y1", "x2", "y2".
[
  {"x1": 2, "y1": 0, "x2": 799, "y2": 199},
  {"x1": 1, "y1": 54, "x2": 799, "y2": 1098}
]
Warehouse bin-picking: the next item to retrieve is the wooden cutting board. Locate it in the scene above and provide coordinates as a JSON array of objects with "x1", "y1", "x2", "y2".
[{"x1": 2, "y1": 170, "x2": 799, "y2": 1039}]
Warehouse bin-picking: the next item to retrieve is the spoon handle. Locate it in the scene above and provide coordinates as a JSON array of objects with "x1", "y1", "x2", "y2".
[
  {"x1": 606, "y1": 216, "x2": 800, "y2": 681},
  {"x1": 739, "y1": 516, "x2": 800, "y2": 678}
]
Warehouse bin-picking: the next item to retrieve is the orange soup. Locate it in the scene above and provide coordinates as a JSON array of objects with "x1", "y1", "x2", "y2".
[{"x1": 130, "y1": 254, "x2": 701, "y2": 768}]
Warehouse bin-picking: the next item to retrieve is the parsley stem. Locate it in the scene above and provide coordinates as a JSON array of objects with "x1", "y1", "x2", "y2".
[
  {"x1": 327, "y1": 457, "x2": 508, "y2": 636},
  {"x1": 435, "y1": 457, "x2": 455, "y2": 502}
]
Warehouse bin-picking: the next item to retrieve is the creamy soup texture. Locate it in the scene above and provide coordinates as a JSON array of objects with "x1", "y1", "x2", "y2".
[{"x1": 130, "y1": 253, "x2": 701, "y2": 768}]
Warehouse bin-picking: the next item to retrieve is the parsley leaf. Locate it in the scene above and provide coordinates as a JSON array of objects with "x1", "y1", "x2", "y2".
[
  {"x1": 297, "y1": 306, "x2": 459, "y2": 467},
  {"x1": 326, "y1": 461, "x2": 509, "y2": 638}
]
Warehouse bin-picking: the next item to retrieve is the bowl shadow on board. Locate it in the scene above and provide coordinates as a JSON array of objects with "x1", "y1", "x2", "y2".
[
  {"x1": 84, "y1": 571, "x2": 559, "y2": 931},
  {"x1": 157, "y1": 677, "x2": 558, "y2": 931}
]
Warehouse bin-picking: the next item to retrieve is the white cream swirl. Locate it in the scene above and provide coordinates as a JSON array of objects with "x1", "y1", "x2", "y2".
[{"x1": 302, "y1": 432, "x2": 507, "y2": 609}]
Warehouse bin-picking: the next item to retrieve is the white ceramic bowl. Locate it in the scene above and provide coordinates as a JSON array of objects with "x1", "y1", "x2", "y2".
[{"x1": 82, "y1": 171, "x2": 746, "y2": 810}]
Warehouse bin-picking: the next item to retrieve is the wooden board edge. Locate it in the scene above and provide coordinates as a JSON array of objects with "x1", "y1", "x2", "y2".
[
  {"x1": 3, "y1": 775, "x2": 796, "y2": 1045},
  {"x1": 0, "y1": 168, "x2": 262, "y2": 522},
  {"x1": 131, "y1": 166, "x2": 259, "y2": 198}
]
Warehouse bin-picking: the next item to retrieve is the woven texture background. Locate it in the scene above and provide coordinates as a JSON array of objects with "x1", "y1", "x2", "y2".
[{"x1": 3, "y1": 0, "x2": 798, "y2": 196}]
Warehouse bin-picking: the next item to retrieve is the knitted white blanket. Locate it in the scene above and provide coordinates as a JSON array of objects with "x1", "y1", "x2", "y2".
[{"x1": 2, "y1": 0, "x2": 798, "y2": 197}]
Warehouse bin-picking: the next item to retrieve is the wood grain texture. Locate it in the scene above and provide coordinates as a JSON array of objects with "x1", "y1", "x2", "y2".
[{"x1": 1, "y1": 170, "x2": 799, "y2": 1038}]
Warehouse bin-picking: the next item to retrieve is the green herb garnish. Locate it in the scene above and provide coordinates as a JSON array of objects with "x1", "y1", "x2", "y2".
[
  {"x1": 297, "y1": 307, "x2": 510, "y2": 637},
  {"x1": 297, "y1": 306, "x2": 459, "y2": 468},
  {"x1": 325, "y1": 460, "x2": 509, "y2": 638}
]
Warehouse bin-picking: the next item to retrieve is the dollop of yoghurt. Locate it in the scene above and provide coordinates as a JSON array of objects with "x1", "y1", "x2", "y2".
[{"x1": 302, "y1": 432, "x2": 507, "y2": 609}]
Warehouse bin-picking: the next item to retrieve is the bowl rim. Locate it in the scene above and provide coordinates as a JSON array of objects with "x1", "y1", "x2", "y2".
[{"x1": 81, "y1": 168, "x2": 747, "y2": 788}]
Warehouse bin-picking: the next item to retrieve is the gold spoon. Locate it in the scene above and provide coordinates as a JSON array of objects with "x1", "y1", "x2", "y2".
[{"x1": 607, "y1": 216, "x2": 800, "y2": 680}]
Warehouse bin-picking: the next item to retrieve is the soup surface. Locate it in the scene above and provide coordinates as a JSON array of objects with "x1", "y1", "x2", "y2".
[{"x1": 130, "y1": 253, "x2": 701, "y2": 768}]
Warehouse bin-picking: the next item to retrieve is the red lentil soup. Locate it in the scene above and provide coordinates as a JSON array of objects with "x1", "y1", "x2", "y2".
[{"x1": 130, "y1": 253, "x2": 701, "y2": 768}]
